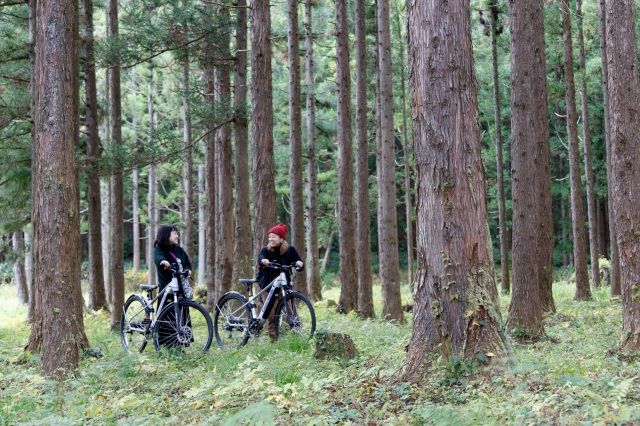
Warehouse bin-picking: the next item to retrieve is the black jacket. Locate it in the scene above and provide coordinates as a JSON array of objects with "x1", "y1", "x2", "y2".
[
  {"x1": 154, "y1": 245, "x2": 192, "y2": 290},
  {"x1": 256, "y1": 245, "x2": 302, "y2": 289}
]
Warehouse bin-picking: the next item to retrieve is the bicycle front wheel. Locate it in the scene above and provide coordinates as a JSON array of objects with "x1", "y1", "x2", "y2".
[
  {"x1": 214, "y1": 292, "x2": 253, "y2": 349},
  {"x1": 153, "y1": 300, "x2": 213, "y2": 354},
  {"x1": 274, "y1": 291, "x2": 316, "y2": 341},
  {"x1": 120, "y1": 295, "x2": 149, "y2": 353}
]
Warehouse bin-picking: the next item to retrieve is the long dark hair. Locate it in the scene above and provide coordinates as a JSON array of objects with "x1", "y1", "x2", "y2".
[{"x1": 154, "y1": 225, "x2": 178, "y2": 250}]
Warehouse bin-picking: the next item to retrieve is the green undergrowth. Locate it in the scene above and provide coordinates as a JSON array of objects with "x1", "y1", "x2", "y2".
[{"x1": 1, "y1": 278, "x2": 638, "y2": 424}]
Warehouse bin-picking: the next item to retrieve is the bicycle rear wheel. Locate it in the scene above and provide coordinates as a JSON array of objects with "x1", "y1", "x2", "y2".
[
  {"x1": 153, "y1": 299, "x2": 213, "y2": 354},
  {"x1": 120, "y1": 295, "x2": 149, "y2": 353},
  {"x1": 214, "y1": 292, "x2": 253, "y2": 349},
  {"x1": 274, "y1": 291, "x2": 316, "y2": 341}
]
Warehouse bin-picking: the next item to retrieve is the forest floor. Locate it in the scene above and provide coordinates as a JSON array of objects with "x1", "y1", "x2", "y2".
[{"x1": 1, "y1": 273, "x2": 639, "y2": 425}]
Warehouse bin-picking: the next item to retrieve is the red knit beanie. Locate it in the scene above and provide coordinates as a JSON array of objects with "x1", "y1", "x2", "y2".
[{"x1": 268, "y1": 223, "x2": 287, "y2": 239}]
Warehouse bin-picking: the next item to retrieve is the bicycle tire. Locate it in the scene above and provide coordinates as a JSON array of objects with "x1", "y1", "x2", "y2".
[
  {"x1": 120, "y1": 294, "x2": 149, "y2": 353},
  {"x1": 153, "y1": 299, "x2": 213, "y2": 353},
  {"x1": 214, "y1": 292, "x2": 253, "y2": 349},
  {"x1": 274, "y1": 291, "x2": 316, "y2": 341}
]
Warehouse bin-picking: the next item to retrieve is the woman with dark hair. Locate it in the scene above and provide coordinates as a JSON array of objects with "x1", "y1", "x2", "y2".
[
  {"x1": 154, "y1": 225, "x2": 192, "y2": 294},
  {"x1": 154, "y1": 225, "x2": 194, "y2": 347},
  {"x1": 257, "y1": 223, "x2": 304, "y2": 340}
]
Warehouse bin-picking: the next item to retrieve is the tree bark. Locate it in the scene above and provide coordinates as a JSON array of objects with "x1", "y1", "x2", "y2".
[
  {"x1": 304, "y1": 0, "x2": 321, "y2": 301},
  {"x1": 561, "y1": 0, "x2": 590, "y2": 301},
  {"x1": 147, "y1": 65, "x2": 158, "y2": 287},
  {"x1": 82, "y1": 0, "x2": 107, "y2": 310},
  {"x1": 393, "y1": 6, "x2": 413, "y2": 293},
  {"x1": 287, "y1": 0, "x2": 307, "y2": 295},
  {"x1": 335, "y1": 0, "x2": 358, "y2": 314},
  {"x1": 404, "y1": 0, "x2": 506, "y2": 379},
  {"x1": 489, "y1": 1, "x2": 509, "y2": 295},
  {"x1": 598, "y1": 0, "x2": 621, "y2": 297},
  {"x1": 233, "y1": 0, "x2": 253, "y2": 284},
  {"x1": 596, "y1": 199, "x2": 608, "y2": 259},
  {"x1": 101, "y1": 68, "x2": 112, "y2": 305},
  {"x1": 575, "y1": 0, "x2": 599, "y2": 290},
  {"x1": 214, "y1": 8, "x2": 233, "y2": 303},
  {"x1": 251, "y1": 0, "x2": 277, "y2": 254},
  {"x1": 131, "y1": 115, "x2": 141, "y2": 272},
  {"x1": 181, "y1": 55, "x2": 194, "y2": 259},
  {"x1": 375, "y1": 0, "x2": 402, "y2": 322},
  {"x1": 101, "y1": 178, "x2": 112, "y2": 305},
  {"x1": 197, "y1": 164, "x2": 206, "y2": 287},
  {"x1": 13, "y1": 231, "x2": 29, "y2": 305},
  {"x1": 506, "y1": 0, "x2": 551, "y2": 337},
  {"x1": 604, "y1": 0, "x2": 640, "y2": 352},
  {"x1": 25, "y1": 230, "x2": 34, "y2": 320},
  {"x1": 204, "y1": 52, "x2": 217, "y2": 311},
  {"x1": 320, "y1": 230, "x2": 334, "y2": 277},
  {"x1": 28, "y1": 0, "x2": 88, "y2": 374},
  {"x1": 108, "y1": 0, "x2": 125, "y2": 330},
  {"x1": 354, "y1": 0, "x2": 374, "y2": 318}
]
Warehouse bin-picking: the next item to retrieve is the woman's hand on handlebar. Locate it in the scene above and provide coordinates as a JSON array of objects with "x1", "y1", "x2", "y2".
[
  {"x1": 261, "y1": 259, "x2": 270, "y2": 267},
  {"x1": 160, "y1": 260, "x2": 170, "y2": 269}
]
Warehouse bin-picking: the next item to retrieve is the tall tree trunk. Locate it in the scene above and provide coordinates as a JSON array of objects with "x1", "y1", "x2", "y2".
[
  {"x1": 214, "y1": 9, "x2": 233, "y2": 303},
  {"x1": 108, "y1": 0, "x2": 124, "y2": 330},
  {"x1": 288, "y1": 0, "x2": 307, "y2": 294},
  {"x1": 82, "y1": 0, "x2": 107, "y2": 310},
  {"x1": 320, "y1": 230, "x2": 334, "y2": 276},
  {"x1": 354, "y1": 0, "x2": 374, "y2": 318},
  {"x1": 13, "y1": 231, "x2": 29, "y2": 305},
  {"x1": 197, "y1": 164, "x2": 206, "y2": 287},
  {"x1": 101, "y1": 68, "x2": 112, "y2": 305},
  {"x1": 376, "y1": 0, "x2": 402, "y2": 321},
  {"x1": 101, "y1": 179, "x2": 112, "y2": 304},
  {"x1": 561, "y1": 0, "x2": 590, "y2": 301},
  {"x1": 181, "y1": 54, "x2": 194, "y2": 259},
  {"x1": 251, "y1": 0, "x2": 277, "y2": 253},
  {"x1": 604, "y1": 0, "x2": 640, "y2": 352},
  {"x1": 147, "y1": 65, "x2": 158, "y2": 287},
  {"x1": 489, "y1": 1, "x2": 510, "y2": 295},
  {"x1": 131, "y1": 116, "x2": 141, "y2": 272},
  {"x1": 403, "y1": 0, "x2": 506, "y2": 379},
  {"x1": 204, "y1": 40, "x2": 217, "y2": 310},
  {"x1": 562, "y1": 195, "x2": 571, "y2": 267},
  {"x1": 335, "y1": 0, "x2": 358, "y2": 314},
  {"x1": 26, "y1": 0, "x2": 37, "y2": 324},
  {"x1": 506, "y1": 0, "x2": 551, "y2": 337},
  {"x1": 596, "y1": 199, "x2": 608, "y2": 259},
  {"x1": 234, "y1": 0, "x2": 253, "y2": 283},
  {"x1": 304, "y1": 0, "x2": 321, "y2": 301},
  {"x1": 25, "y1": 230, "x2": 35, "y2": 320},
  {"x1": 28, "y1": 0, "x2": 88, "y2": 374},
  {"x1": 575, "y1": 0, "x2": 599, "y2": 290},
  {"x1": 393, "y1": 6, "x2": 413, "y2": 293},
  {"x1": 598, "y1": 0, "x2": 621, "y2": 297}
]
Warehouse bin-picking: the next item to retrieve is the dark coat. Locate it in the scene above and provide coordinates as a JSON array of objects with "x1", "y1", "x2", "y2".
[
  {"x1": 154, "y1": 245, "x2": 192, "y2": 291},
  {"x1": 256, "y1": 245, "x2": 302, "y2": 289}
]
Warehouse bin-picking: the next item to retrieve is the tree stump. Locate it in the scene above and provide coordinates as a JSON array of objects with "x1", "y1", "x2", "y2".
[{"x1": 314, "y1": 331, "x2": 357, "y2": 360}]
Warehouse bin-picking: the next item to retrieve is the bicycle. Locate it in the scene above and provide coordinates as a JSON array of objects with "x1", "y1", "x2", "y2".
[
  {"x1": 120, "y1": 265, "x2": 213, "y2": 354},
  {"x1": 214, "y1": 262, "x2": 316, "y2": 349}
]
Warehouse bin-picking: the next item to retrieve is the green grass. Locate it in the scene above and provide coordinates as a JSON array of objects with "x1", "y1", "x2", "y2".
[{"x1": 1, "y1": 278, "x2": 639, "y2": 424}]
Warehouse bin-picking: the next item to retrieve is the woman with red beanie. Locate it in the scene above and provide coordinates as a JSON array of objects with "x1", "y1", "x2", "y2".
[{"x1": 256, "y1": 223, "x2": 304, "y2": 340}]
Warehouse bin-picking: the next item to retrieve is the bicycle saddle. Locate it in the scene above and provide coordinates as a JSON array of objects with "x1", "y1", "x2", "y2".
[
  {"x1": 140, "y1": 284, "x2": 158, "y2": 291},
  {"x1": 239, "y1": 279, "x2": 257, "y2": 284}
]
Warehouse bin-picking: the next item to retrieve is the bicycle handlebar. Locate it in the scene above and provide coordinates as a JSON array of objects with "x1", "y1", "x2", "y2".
[{"x1": 263, "y1": 262, "x2": 302, "y2": 272}]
